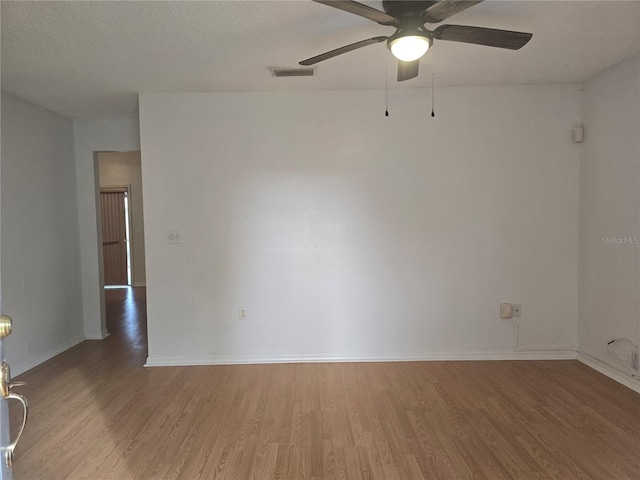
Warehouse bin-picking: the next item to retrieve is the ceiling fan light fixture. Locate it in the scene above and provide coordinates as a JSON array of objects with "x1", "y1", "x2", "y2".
[{"x1": 389, "y1": 35, "x2": 430, "y2": 62}]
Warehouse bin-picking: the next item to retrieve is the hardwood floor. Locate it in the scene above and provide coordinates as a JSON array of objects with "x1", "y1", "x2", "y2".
[{"x1": 10, "y1": 287, "x2": 640, "y2": 479}]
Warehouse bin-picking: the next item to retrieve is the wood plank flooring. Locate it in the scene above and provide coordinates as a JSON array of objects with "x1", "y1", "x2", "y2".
[{"x1": 9, "y1": 287, "x2": 640, "y2": 479}]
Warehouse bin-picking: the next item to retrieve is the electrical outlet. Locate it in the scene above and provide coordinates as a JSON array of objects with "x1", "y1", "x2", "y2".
[
  {"x1": 168, "y1": 230, "x2": 181, "y2": 244},
  {"x1": 513, "y1": 304, "x2": 521, "y2": 317},
  {"x1": 239, "y1": 307, "x2": 247, "y2": 320}
]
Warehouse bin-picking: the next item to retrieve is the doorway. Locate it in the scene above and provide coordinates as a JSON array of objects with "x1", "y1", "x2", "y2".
[
  {"x1": 96, "y1": 151, "x2": 147, "y2": 343},
  {"x1": 100, "y1": 187, "x2": 131, "y2": 286},
  {"x1": 96, "y1": 151, "x2": 146, "y2": 288}
]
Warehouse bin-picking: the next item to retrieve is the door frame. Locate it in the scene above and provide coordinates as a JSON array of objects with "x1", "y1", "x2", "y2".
[
  {"x1": 91, "y1": 150, "x2": 146, "y2": 340},
  {"x1": 1, "y1": 137, "x2": 8, "y2": 480}
]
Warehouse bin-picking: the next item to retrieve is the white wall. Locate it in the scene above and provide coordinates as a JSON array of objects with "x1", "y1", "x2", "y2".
[
  {"x1": 73, "y1": 118, "x2": 140, "y2": 338},
  {"x1": 98, "y1": 151, "x2": 146, "y2": 286},
  {"x1": 1, "y1": 92, "x2": 84, "y2": 375},
  {"x1": 578, "y1": 54, "x2": 640, "y2": 380},
  {"x1": 140, "y1": 85, "x2": 581, "y2": 366}
]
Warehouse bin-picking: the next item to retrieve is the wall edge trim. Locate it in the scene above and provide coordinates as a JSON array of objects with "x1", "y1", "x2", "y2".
[
  {"x1": 145, "y1": 350, "x2": 578, "y2": 367},
  {"x1": 85, "y1": 329, "x2": 110, "y2": 340},
  {"x1": 577, "y1": 351, "x2": 640, "y2": 393},
  {"x1": 12, "y1": 335, "x2": 86, "y2": 377}
]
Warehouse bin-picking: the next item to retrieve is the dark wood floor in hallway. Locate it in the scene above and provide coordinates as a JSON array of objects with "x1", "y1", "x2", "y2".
[{"x1": 10, "y1": 287, "x2": 640, "y2": 479}]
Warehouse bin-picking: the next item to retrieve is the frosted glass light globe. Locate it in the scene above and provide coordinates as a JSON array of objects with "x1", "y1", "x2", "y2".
[{"x1": 390, "y1": 36, "x2": 430, "y2": 62}]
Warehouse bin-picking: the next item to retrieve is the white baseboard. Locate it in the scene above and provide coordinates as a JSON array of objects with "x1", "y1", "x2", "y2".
[
  {"x1": 12, "y1": 336, "x2": 86, "y2": 377},
  {"x1": 577, "y1": 351, "x2": 640, "y2": 393},
  {"x1": 85, "y1": 329, "x2": 110, "y2": 340},
  {"x1": 145, "y1": 350, "x2": 577, "y2": 367}
]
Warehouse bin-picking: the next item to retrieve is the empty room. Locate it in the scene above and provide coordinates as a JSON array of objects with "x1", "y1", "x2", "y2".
[{"x1": 1, "y1": 1, "x2": 639, "y2": 479}]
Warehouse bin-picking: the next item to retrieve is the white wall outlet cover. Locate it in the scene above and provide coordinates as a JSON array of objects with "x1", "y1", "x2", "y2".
[
  {"x1": 239, "y1": 307, "x2": 247, "y2": 320},
  {"x1": 500, "y1": 303, "x2": 513, "y2": 319},
  {"x1": 513, "y1": 304, "x2": 522, "y2": 317}
]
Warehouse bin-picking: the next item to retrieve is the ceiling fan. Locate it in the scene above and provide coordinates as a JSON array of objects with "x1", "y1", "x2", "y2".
[{"x1": 299, "y1": 0, "x2": 533, "y2": 82}]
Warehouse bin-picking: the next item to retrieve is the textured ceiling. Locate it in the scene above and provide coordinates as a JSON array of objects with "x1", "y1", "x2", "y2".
[{"x1": 1, "y1": 1, "x2": 639, "y2": 118}]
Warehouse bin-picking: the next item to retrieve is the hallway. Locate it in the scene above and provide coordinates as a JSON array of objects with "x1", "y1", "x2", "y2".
[
  {"x1": 9, "y1": 288, "x2": 640, "y2": 479},
  {"x1": 10, "y1": 287, "x2": 151, "y2": 478}
]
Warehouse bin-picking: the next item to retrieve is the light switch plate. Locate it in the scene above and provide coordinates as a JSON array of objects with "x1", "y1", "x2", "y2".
[{"x1": 513, "y1": 304, "x2": 521, "y2": 317}]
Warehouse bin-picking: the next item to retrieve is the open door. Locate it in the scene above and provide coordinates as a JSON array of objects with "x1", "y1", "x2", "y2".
[
  {"x1": 0, "y1": 154, "x2": 27, "y2": 478},
  {"x1": 1, "y1": 315, "x2": 28, "y2": 480},
  {"x1": 101, "y1": 188, "x2": 130, "y2": 286},
  {"x1": 0, "y1": 315, "x2": 9, "y2": 480}
]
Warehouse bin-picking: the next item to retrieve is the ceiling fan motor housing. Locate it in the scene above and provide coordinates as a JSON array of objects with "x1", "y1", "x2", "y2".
[
  {"x1": 382, "y1": 2, "x2": 435, "y2": 56},
  {"x1": 382, "y1": 1, "x2": 436, "y2": 19}
]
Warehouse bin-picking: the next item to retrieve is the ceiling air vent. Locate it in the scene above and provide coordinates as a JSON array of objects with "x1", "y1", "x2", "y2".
[{"x1": 270, "y1": 67, "x2": 316, "y2": 78}]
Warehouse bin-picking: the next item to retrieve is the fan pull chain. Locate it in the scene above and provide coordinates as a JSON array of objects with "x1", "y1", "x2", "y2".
[
  {"x1": 385, "y1": 52, "x2": 389, "y2": 117},
  {"x1": 431, "y1": 47, "x2": 436, "y2": 117}
]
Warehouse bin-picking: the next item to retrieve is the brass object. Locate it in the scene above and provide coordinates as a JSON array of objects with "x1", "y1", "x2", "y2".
[
  {"x1": 3, "y1": 391, "x2": 28, "y2": 468},
  {"x1": 0, "y1": 314, "x2": 12, "y2": 339},
  {"x1": 0, "y1": 362, "x2": 24, "y2": 398},
  {"x1": 0, "y1": 362, "x2": 10, "y2": 398},
  {"x1": 1, "y1": 361, "x2": 29, "y2": 468}
]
